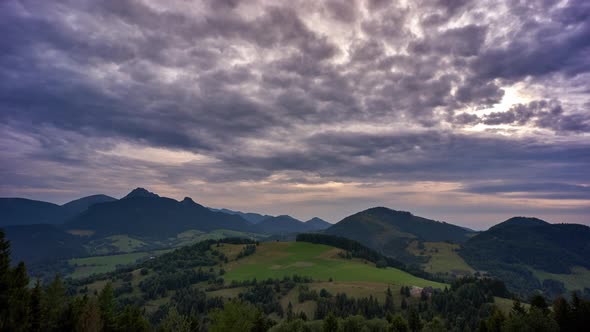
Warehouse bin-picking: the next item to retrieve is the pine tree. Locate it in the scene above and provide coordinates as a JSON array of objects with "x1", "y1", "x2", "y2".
[
  {"x1": 510, "y1": 298, "x2": 526, "y2": 317},
  {"x1": 30, "y1": 279, "x2": 42, "y2": 332},
  {"x1": 408, "y1": 306, "x2": 421, "y2": 332},
  {"x1": 77, "y1": 297, "x2": 103, "y2": 332},
  {"x1": 322, "y1": 312, "x2": 338, "y2": 332},
  {"x1": 385, "y1": 287, "x2": 394, "y2": 313},
  {"x1": 401, "y1": 297, "x2": 408, "y2": 310},
  {"x1": 552, "y1": 297, "x2": 570, "y2": 331},
  {"x1": 158, "y1": 306, "x2": 190, "y2": 332},
  {"x1": 8, "y1": 262, "x2": 31, "y2": 332},
  {"x1": 286, "y1": 301, "x2": 294, "y2": 321},
  {"x1": 98, "y1": 282, "x2": 116, "y2": 332},
  {"x1": 0, "y1": 230, "x2": 11, "y2": 332},
  {"x1": 389, "y1": 314, "x2": 410, "y2": 332},
  {"x1": 43, "y1": 275, "x2": 67, "y2": 332}
]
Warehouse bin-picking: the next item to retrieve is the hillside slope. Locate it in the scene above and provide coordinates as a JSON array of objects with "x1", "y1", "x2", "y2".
[
  {"x1": 0, "y1": 198, "x2": 65, "y2": 226},
  {"x1": 459, "y1": 217, "x2": 590, "y2": 296},
  {"x1": 325, "y1": 207, "x2": 474, "y2": 261}
]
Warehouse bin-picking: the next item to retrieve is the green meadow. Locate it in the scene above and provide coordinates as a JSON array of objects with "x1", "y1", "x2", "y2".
[
  {"x1": 68, "y1": 249, "x2": 171, "y2": 279},
  {"x1": 224, "y1": 241, "x2": 446, "y2": 288}
]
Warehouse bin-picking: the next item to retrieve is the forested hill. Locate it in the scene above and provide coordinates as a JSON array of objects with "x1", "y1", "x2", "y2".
[
  {"x1": 324, "y1": 207, "x2": 475, "y2": 261},
  {"x1": 461, "y1": 217, "x2": 590, "y2": 274},
  {"x1": 460, "y1": 217, "x2": 590, "y2": 296}
]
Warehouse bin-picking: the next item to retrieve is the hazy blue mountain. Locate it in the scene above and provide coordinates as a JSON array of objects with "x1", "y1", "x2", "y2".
[
  {"x1": 255, "y1": 215, "x2": 331, "y2": 234},
  {"x1": 212, "y1": 208, "x2": 273, "y2": 224},
  {"x1": 0, "y1": 198, "x2": 65, "y2": 226},
  {"x1": 61, "y1": 194, "x2": 117, "y2": 218},
  {"x1": 65, "y1": 188, "x2": 257, "y2": 237},
  {"x1": 305, "y1": 217, "x2": 332, "y2": 230}
]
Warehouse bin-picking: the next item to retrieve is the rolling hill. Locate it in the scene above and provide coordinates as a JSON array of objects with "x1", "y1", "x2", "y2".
[
  {"x1": 325, "y1": 207, "x2": 475, "y2": 262},
  {"x1": 459, "y1": 216, "x2": 590, "y2": 296},
  {"x1": 0, "y1": 198, "x2": 65, "y2": 226},
  {"x1": 0, "y1": 194, "x2": 116, "y2": 226}
]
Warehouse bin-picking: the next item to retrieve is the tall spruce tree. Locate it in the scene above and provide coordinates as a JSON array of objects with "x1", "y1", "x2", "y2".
[
  {"x1": 0, "y1": 230, "x2": 10, "y2": 332},
  {"x1": 30, "y1": 279, "x2": 43, "y2": 332}
]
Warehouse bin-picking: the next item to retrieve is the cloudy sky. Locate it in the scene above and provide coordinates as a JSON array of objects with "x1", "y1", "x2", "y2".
[{"x1": 1, "y1": 0, "x2": 589, "y2": 229}]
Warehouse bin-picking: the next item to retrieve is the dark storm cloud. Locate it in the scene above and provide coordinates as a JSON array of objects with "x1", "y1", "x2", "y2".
[{"x1": 0, "y1": 0, "x2": 589, "y2": 222}]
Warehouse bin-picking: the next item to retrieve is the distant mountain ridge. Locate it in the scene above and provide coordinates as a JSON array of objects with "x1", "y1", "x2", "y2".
[
  {"x1": 461, "y1": 216, "x2": 590, "y2": 273},
  {"x1": 255, "y1": 215, "x2": 332, "y2": 234},
  {"x1": 209, "y1": 207, "x2": 273, "y2": 224},
  {"x1": 325, "y1": 207, "x2": 475, "y2": 262},
  {"x1": 459, "y1": 216, "x2": 590, "y2": 296},
  {"x1": 0, "y1": 194, "x2": 117, "y2": 226},
  {"x1": 65, "y1": 188, "x2": 257, "y2": 237}
]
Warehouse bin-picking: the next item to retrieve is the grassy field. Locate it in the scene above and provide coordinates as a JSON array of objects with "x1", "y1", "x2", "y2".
[
  {"x1": 68, "y1": 249, "x2": 171, "y2": 279},
  {"x1": 531, "y1": 266, "x2": 590, "y2": 291},
  {"x1": 224, "y1": 242, "x2": 446, "y2": 288},
  {"x1": 407, "y1": 241, "x2": 475, "y2": 275},
  {"x1": 175, "y1": 229, "x2": 266, "y2": 247}
]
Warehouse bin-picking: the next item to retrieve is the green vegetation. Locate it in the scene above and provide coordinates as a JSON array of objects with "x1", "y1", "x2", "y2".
[
  {"x1": 531, "y1": 266, "x2": 590, "y2": 292},
  {"x1": 324, "y1": 207, "x2": 474, "y2": 263},
  {"x1": 224, "y1": 242, "x2": 446, "y2": 288},
  {"x1": 406, "y1": 241, "x2": 475, "y2": 275},
  {"x1": 68, "y1": 249, "x2": 171, "y2": 279},
  {"x1": 460, "y1": 217, "x2": 590, "y2": 298},
  {"x1": 175, "y1": 229, "x2": 266, "y2": 247}
]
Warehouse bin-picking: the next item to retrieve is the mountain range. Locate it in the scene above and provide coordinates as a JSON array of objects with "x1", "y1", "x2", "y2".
[{"x1": 1, "y1": 188, "x2": 589, "y2": 298}]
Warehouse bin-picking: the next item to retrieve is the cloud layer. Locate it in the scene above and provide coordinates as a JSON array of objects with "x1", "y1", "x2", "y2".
[{"x1": 1, "y1": 0, "x2": 589, "y2": 228}]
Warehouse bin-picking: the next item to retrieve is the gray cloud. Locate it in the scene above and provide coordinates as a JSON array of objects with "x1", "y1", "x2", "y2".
[{"x1": 0, "y1": 0, "x2": 589, "y2": 225}]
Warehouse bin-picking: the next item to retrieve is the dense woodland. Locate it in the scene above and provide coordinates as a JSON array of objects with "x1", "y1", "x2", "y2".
[{"x1": 2, "y1": 230, "x2": 590, "y2": 331}]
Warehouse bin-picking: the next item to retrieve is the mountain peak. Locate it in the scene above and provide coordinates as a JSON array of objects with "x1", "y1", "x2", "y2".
[
  {"x1": 123, "y1": 187, "x2": 159, "y2": 199},
  {"x1": 494, "y1": 216, "x2": 549, "y2": 229}
]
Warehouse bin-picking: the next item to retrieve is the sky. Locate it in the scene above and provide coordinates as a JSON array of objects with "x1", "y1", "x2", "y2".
[{"x1": 0, "y1": 0, "x2": 589, "y2": 229}]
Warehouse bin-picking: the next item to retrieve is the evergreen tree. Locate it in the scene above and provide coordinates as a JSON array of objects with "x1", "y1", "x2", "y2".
[
  {"x1": 407, "y1": 306, "x2": 421, "y2": 332},
  {"x1": 510, "y1": 298, "x2": 526, "y2": 317},
  {"x1": 286, "y1": 301, "x2": 294, "y2": 321},
  {"x1": 209, "y1": 300, "x2": 260, "y2": 332},
  {"x1": 485, "y1": 309, "x2": 505, "y2": 332},
  {"x1": 30, "y1": 279, "x2": 42, "y2": 332},
  {"x1": 158, "y1": 306, "x2": 190, "y2": 332},
  {"x1": 77, "y1": 297, "x2": 103, "y2": 332},
  {"x1": 116, "y1": 305, "x2": 150, "y2": 332},
  {"x1": 98, "y1": 282, "x2": 116, "y2": 332},
  {"x1": 0, "y1": 230, "x2": 11, "y2": 332},
  {"x1": 385, "y1": 287, "x2": 394, "y2": 313},
  {"x1": 389, "y1": 314, "x2": 410, "y2": 332},
  {"x1": 551, "y1": 297, "x2": 570, "y2": 331},
  {"x1": 401, "y1": 297, "x2": 408, "y2": 310},
  {"x1": 530, "y1": 294, "x2": 549, "y2": 314},
  {"x1": 421, "y1": 317, "x2": 445, "y2": 332},
  {"x1": 43, "y1": 274, "x2": 67, "y2": 332},
  {"x1": 8, "y1": 262, "x2": 30, "y2": 332},
  {"x1": 322, "y1": 312, "x2": 338, "y2": 332}
]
